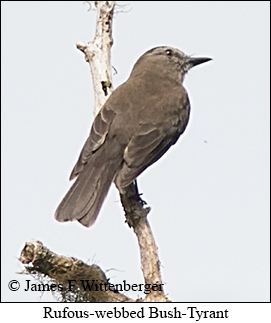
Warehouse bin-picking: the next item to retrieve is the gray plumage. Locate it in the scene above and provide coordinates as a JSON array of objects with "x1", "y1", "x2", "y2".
[{"x1": 55, "y1": 46, "x2": 211, "y2": 227}]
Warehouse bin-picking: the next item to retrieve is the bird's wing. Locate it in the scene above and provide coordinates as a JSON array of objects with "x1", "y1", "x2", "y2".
[
  {"x1": 115, "y1": 122, "x2": 181, "y2": 189},
  {"x1": 70, "y1": 105, "x2": 116, "y2": 180}
]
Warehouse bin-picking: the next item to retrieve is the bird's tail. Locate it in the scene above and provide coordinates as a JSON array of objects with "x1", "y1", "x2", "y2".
[{"x1": 55, "y1": 155, "x2": 120, "y2": 227}]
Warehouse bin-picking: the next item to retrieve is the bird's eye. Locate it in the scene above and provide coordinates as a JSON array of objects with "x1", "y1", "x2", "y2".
[{"x1": 165, "y1": 49, "x2": 172, "y2": 56}]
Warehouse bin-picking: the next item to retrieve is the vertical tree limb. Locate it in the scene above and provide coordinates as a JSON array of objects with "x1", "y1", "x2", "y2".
[
  {"x1": 76, "y1": 1, "x2": 167, "y2": 302},
  {"x1": 120, "y1": 183, "x2": 167, "y2": 301},
  {"x1": 76, "y1": 1, "x2": 115, "y2": 115}
]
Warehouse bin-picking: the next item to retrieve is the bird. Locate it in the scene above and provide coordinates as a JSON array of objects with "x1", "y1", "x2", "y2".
[{"x1": 55, "y1": 46, "x2": 211, "y2": 227}]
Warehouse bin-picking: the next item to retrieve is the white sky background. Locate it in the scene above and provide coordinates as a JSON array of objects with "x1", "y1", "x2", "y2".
[{"x1": 1, "y1": 1, "x2": 270, "y2": 302}]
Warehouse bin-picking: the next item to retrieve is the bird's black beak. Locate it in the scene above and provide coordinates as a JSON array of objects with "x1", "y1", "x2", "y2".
[{"x1": 185, "y1": 56, "x2": 212, "y2": 68}]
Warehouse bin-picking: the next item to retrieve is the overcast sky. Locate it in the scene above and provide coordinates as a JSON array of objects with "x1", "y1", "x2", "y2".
[{"x1": 2, "y1": 1, "x2": 270, "y2": 302}]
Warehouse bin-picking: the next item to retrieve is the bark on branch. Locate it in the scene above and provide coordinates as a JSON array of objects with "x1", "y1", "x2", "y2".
[
  {"x1": 19, "y1": 240, "x2": 132, "y2": 302},
  {"x1": 120, "y1": 182, "x2": 167, "y2": 301},
  {"x1": 76, "y1": 1, "x2": 115, "y2": 115}
]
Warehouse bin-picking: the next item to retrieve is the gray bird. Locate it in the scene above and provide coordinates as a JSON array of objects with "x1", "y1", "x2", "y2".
[{"x1": 55, "y1": 46, "x2": 211, "y2": 227}]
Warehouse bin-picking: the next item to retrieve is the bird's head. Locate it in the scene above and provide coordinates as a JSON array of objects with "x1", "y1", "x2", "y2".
[{"x1": 131, "y1": 46, "x2": 212, "y2": 83}]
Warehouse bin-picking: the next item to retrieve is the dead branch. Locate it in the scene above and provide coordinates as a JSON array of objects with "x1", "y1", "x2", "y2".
[
  {"x1": 19, "y1": 240, "x2": 132, "y2": 302},
  {"x1": 76, "y1": 1, "x2": 115, "y2": 115},
  {"x1": 77, "y1": 0, "x2": 167, "y2": 302}
]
